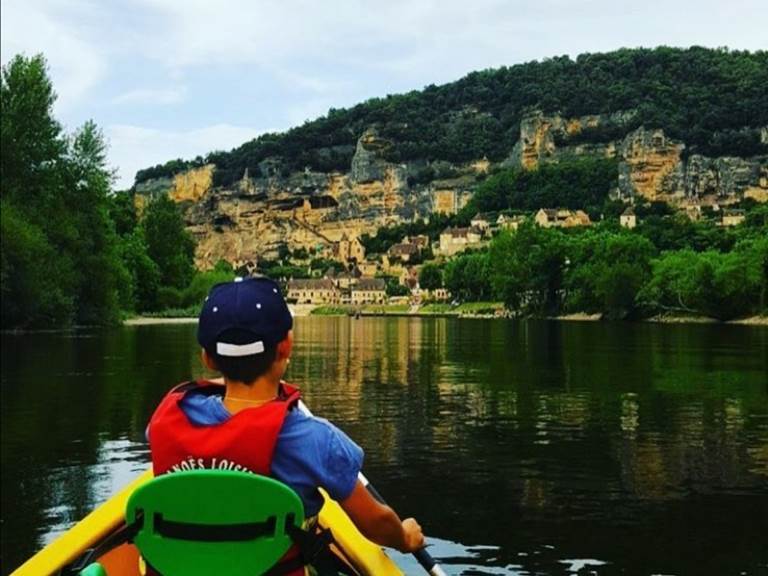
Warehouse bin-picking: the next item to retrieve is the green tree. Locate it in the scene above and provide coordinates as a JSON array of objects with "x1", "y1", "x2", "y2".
[
  {"x1": 181, "y1": 265, "x2": 236, "y2": 309},
  {"x1": 0, "y1": 54, "x2": 65, "y2": 203},
  {"x1": 444, "y1": 252, "x2": 491, "y2": 301},
  {"x1": 489, "y1": 224, "x2": 566, "y2": 314},
  {"x1": 637, "y1": 239, "x2": 765, "y2": 320},
  {"x1": 118, "y1": 229, "x2": 161, "y2": 312},
  {"x1": 1, "y1": 200, "x2": 74, "y2": 326},
  {"x1": 419, "y1": 262, "x2": 443, "y2": 290},
  {"x1": 63, "y1": 120, "x2": 123, "y2": 324},
  {"x1": 109, "y1": 191, "x2": 138, "y2": 236},
  {"x1": 1, "y1": 54, "x2": 123, "y2": 326},
  {"x1": 142, "y1": 195, "x2": 196, "y2": 289},
  {"x1": 565, "y1": 231, "x2": 655, "y2": 319}
]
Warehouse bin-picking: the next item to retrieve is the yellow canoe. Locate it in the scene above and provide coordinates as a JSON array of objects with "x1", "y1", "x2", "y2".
[{"x1": 11, "y1": 469, "x2": 403, "y2": 576}]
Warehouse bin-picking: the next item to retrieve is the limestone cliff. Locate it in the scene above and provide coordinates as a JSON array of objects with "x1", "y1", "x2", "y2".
[
  {"x1": 137, "y1": 130, "x2": 477, "y2": 269},
  {"x1": 509, "y1": 110, "x2": 767, "y2": 204},
  {"x1": 137, "y1": 112, "x2": 766, "y2": 269}
]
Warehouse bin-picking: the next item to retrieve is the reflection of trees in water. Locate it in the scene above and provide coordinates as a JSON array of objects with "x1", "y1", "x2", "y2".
[{"x1": 3, "y1": 319, "x2": 767, "y2": 573}]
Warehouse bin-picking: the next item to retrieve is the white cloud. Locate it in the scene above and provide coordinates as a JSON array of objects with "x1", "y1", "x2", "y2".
[
  {"x1": 0, "y1": 0, "x2": 108, "y2": 114},
  {"x1": 106, "y1": 123, "x2": 268, "y2": 189},
  {"x1": 112, "y1": 87, "x2": 187, "y2": 106},
  {"x1": 4, "y1": 0, "x2": 768, "y2": 191}
]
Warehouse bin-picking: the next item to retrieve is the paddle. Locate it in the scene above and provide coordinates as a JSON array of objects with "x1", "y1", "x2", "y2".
[{"x1": 297, "y1": 400, "x2": 447, "y2": 576}]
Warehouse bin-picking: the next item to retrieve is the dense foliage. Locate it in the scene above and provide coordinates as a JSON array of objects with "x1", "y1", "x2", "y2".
[
  {"x1": 1, "y1": 55, "x2": 210, "y2": 328},
  {"x1": 442, "y1": 208, "x2": 767, "y2": 321},
  {"x1": 464, "y1": 157, "x2": 618, "y2": 218},
  {"x1": 1, "y1": 55, "x2": 122, "y2": 327},
  {"x1": 134, "y1": 47, "x2": 768, "y2": 187}
]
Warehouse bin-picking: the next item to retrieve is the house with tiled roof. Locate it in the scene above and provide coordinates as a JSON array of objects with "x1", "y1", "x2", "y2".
[
  {"x1": 535, "y1": 208, "x2": 592, "y2": 228},
  {"x1": 287, "y1": 278, "x2": 340, "y2": 304},
  {"x1": 351, "y1": 278, "x2": 387, "y2": 305},
  {"x1": 620, "y1": 206, "x2": 637, "y2": 229},
  {"x1": 438, "y1": 226, "x2": 483, "y2": 256}
]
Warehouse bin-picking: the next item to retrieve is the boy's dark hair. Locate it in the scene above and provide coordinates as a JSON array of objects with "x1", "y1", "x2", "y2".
[{"x1": 206, "y1": 328, "x2": 281, "y2": 383}]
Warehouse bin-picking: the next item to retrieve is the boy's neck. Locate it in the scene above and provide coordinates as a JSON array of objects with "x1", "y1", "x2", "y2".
[{"x1": 223, "y1": 375, "x2": 281, "y2": 404}]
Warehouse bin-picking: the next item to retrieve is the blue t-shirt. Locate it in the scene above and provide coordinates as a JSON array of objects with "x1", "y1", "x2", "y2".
[{"x1": 177, "y1": 391, "x2": 363, "y2": 516}]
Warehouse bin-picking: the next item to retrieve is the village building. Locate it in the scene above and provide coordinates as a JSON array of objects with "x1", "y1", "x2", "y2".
[
  {"x1": 720, "y1": 208, "x2": 746, "y2": 227},
  {"x1": 496, "y1": 214, "x2": 526, "y2": 231},
  {"x1": 438, "y1": 226, "x2": 484, "y2": 256},
  {"x1": 470, "y1": 212, "x2": 495, "y2": 233},
  {"x1": 405, "y1": 235, "x2": 430, "y2": 249},
  {"x1": 534, "y1": 208, "x2": 592, "y2": 228},
  {"x1": 287, "y1": 278, "x2": 340, "y2": 305},
  {"x1": 620, "y1": 206, "x2": 637, "y2": 229},
  {"x1": 332, "y1": 234, "x2": 365, "y2": 264},
  {"x1": 388, "y1": 242, "x2": 421, "y2": 263},
  {"x1": 424, "y1": 287, "x2": 451, "y2": 302},
  {"x1": 357, "y1": 259, "x2": 379, "y2": 277},
  {"x1": 330, "y1": 267, "x2": 363, "y2": 290},
  {"x1": 350, "y1": 278, "x2": 387, "y2": 305}
]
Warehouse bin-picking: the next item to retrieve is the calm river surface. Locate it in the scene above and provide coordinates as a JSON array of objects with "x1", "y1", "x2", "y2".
[{"x1": 2, "y1": 318, "x2": 767, "y2": 575}]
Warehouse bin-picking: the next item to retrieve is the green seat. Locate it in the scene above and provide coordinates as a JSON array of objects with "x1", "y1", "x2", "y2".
[{"x1": 126, "y1": 470, "x2": 305, "y2": 576}]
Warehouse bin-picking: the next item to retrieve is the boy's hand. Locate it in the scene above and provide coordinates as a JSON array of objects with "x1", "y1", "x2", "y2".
[{"x1": 400, "y1": 517, "x2": 425, "y2": 552}]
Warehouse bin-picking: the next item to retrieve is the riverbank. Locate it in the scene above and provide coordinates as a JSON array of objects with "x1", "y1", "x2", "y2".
[{"x1": 122, "y1": 309, "x2": 768, "y2": 326}]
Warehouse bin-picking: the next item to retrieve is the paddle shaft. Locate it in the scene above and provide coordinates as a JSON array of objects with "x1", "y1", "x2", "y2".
[{"x1": 297, "y1": 400, "x2": 446, "y2": 576}]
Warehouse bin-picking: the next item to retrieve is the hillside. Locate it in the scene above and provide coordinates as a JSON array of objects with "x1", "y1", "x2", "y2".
[
  {"x1": 136, "y1": 47, "x2": 768, "y2": 187},
  {"x1": 131, "y1": 47, "x2": 768, "y2": 269}
]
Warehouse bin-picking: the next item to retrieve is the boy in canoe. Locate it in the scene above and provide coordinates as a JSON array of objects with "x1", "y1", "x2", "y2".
[{"x1": 147, "y1": 276, "x2": 424, "y2": 571}]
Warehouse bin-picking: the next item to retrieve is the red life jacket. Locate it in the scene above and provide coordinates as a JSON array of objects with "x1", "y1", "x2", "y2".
[
  {"x1": 148, "y1": 380, "x2": 306, "y2": 575},
  {"x1": 149, "y1": 379, "x2": 301, "y2": 476}
]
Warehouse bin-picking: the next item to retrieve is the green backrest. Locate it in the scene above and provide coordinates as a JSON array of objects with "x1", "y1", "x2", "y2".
[{"x1": 125, "y1": 470, "x2": 305, "y2": 576}]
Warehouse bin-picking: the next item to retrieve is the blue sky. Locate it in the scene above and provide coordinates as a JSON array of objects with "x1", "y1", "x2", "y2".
[{"x1": 2, "y1": 0, "x2": 767, "y2": 189}]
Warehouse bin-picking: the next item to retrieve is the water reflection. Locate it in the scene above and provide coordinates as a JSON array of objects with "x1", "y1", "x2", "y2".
[{"x1": 2, "y1": 319, "x2": 767, "y2": 575}]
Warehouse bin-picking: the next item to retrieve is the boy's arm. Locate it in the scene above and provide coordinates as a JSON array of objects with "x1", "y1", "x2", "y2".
[{"x1": 340, "y1": 480, "x2": 424, "y2": 553}]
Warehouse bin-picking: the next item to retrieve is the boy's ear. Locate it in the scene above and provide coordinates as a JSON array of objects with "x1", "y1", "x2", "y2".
[
  {"x1": 276, "y1": 330, "x2": 293, "y2": 360},
  {"x1": 201, "y1": 348, "x2": 218, "y2": 371}
]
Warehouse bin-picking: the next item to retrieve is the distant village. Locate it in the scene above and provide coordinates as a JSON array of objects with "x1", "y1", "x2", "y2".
[{"x1": 285, "y1": 204, "x2": 747, "y2": 307}]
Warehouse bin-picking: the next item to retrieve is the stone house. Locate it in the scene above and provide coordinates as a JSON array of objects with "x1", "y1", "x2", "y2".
[
  {"x1": 388, "y1": 242, "x2": 420, "y2": 263},
  {"x1": 357, "y1": 259, "x2": 379, "y2": 277},
  {"x1": 438, "y1": 227, "x2": 483, "y2": 256},
  {"x1": 332, "y1": 234, "x2": 365, "y2": 264},
  {"x1": 424, "y1": 287, "x2": 451, "y2": 302},
  {"x1": 287, "y1": 278, "x2": 340, "y2": 305},
  {"x1": 330, "y1": 267, "x2": 363, "y2": 290},
  {"x1": 405, "y1": 235, "x2": 430, "y2": 250},
  {"x1": 351, "y1": 278, "x2": 387, "y2": 305},
  {"x1": 470, "y1": 212, "x2": 495, "y2": 233},
  {"x1": 535, "y1": 208, "x2": 592, "y2": 228},
  {"x1": 620, "y1": 206, "x2": 637, "y2": 229},
  {"x1": 496, "y1": 214, "x2": 526, "y2": 231},
  {"x1": 720, "y1": 208, "x2": 746, "y2": 227}
]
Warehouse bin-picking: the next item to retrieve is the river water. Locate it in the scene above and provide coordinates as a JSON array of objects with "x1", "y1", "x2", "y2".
[{"x1": 1, "y1": 318, "x2": 767, "y2": 575}]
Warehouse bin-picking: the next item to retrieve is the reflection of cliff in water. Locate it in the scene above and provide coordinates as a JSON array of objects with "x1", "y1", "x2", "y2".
[{"x1": 2, "y1": 319, "x2": 767, "y2": 574}]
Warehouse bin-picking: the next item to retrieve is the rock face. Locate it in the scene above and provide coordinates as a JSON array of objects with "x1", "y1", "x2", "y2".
[
  {"x1": 137, "y1": 112, "x2": 766, "y2": 269},
  {"x1": 508, "y1": 110, "x2": 633, "y2": 169},
  {"x1": 510, "y1": 110, "x2": 768, "y2": 203},
  {"x1": 137, "y1": 129, "x2": 475, "y2": 269},
  {"x1": 617, "y1": 128, "x2": 685, "y2": 201},
  {"x1": 349, "y1": 127, "x2": 392, "y2": 183},
  {"x1": 170, "y1": 165, "x2": 214, "y2": 203}
]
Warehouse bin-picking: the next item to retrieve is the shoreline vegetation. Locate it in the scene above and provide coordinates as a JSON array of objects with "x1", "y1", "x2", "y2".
[
  {"x1": 123, "y1": 307, "x2": 768, "y2": 326},
  {"x1": 3, "y1": 51, "x2": 767, "y2": 333}
]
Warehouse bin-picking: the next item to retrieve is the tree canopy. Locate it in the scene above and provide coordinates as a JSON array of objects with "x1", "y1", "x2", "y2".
[{"x1": 134, "y1": 47, "x2": 768, "y2": 188}]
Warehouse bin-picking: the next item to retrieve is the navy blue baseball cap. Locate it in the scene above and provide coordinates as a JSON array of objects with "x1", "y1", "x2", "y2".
[{"x1": 197, "y1": 276, "x2": 293, "y2": 357}]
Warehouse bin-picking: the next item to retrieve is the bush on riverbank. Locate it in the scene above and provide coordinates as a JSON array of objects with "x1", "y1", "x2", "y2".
[{"x1": 447, "y1": 213, "x2": 767, "y2": 321}]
